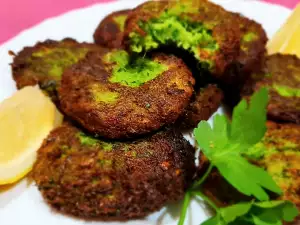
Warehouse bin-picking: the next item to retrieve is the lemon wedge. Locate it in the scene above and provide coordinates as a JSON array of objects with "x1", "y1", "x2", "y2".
[
  {"x1": 267, "y1": 3, "x2": 300, "y2": 57},
  {"x1": 0, "y1": 86, "x2": 63, "y2": 185}
]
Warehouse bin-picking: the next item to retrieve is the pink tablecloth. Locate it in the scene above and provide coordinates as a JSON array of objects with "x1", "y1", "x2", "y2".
[{"x1": 0, "y1": 0, "x2": 298, "y2": 44}]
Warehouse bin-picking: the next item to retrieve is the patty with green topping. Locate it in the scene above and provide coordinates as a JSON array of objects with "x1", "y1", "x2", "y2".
[
  {"x1": 58, "y1": 49, "x2": 195, "y2": 139},
  {"x1": 199, "y1": 121, "x2": 300, "y2": 209},
  {"x1": 32, "y1": 123, "x2": 196, "y2": 220},
  {"x1": 124, "y1": 0, "x2": 241, "y2": 77},
  {"x1": 11, "y1": 38, "x2": 101, "y2": 102},
  {"x1": 92, "y1": 8, "x2": 223, "y2": 130},
  {"x1": 124, "y1": 0, "x2": 268, "y2": 85},
  {"x1": 93, "y1": 9, "x2": 131, "y2": 49},
  {"x1": 242, "y1": 54, "x2": 300, "y2": 124}
]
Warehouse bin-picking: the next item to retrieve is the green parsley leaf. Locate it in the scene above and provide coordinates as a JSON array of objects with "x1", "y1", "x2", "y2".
[
  {"x1": 230, "y1": 88, "x2": 268, "y2": 150},
  {"x1": 201, "y1": 201, "x2": 298, "y2": 225},
  {"x1": 253, "y1": 201, "x2": 299, "y2": 222},
  {"x1": 220, "y1": 201, "x2": 253, "y2": 223},
  {"x1": 194, "y1": 88, "x2": 282, "y2": 201},
  {"x1": 202, "y1": 214, "x2": 224, "y2": 225}
]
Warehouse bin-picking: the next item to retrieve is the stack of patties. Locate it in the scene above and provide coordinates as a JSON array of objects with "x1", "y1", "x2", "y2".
[
  {"x1": 10, "y1": 0, "x2": 270, "y2": 220},
  {"x1": 12, "y1": 40, "x2": 198, "y2": 219}
]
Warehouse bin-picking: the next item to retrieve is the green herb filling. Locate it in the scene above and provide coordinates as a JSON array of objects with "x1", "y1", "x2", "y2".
[
  {"x1": 77, "y1": 132, "x2": 99, "y2": 146},
  {"x1": 129, "y1": 7, "x2": 218, "y2": 70},
  {"x1": 77, "y1": 132, "x2": 113, "y2": 151},
  {"x1": 273, "y1": 84, "x2": 300, "y2": 97},
  {"x1": 106, "y1": 50, "x2": 167, "y2": 87},
  {"x1": 93, "y1": 91, "x2": 119, "y2": 104},
  {"x1": 243, "y1": 32, "x2": 259, "y2": 43},
  {"x1": 30, "y1": 47, "x2": 88, "y2": 77},
  {"x1": 113, "y1": 15, "x2": 127, "y2": 32}
]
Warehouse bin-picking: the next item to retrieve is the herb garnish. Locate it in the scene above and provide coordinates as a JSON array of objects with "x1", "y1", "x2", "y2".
[
  {"x1": 201, "y1": 200, "x2": 298, "y2": 225},
  {"x1": 178, "y1": 88, "x2": 299, "y2": 225}
]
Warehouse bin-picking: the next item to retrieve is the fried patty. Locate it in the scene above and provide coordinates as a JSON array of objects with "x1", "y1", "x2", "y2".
[
  {"x1": 248, "y1": 122, "x2": 300, "y2": 209},
  {"x1": 124, "y1": 0, "x2": 267, "y2": 85},
  {"x1": 93, "y1": 10, "x2": 131, "y2": 49},
  {"x1": 92, "y1": 9, "x2": 223, "y2": 130},
  {"x1": 176, "y1": 84, "x2": 223, "y2": 129},
  {"x1": 222, "y1": 10, "x2": 267, "y2": 87},
  {"x1": 242, "y1": 54, "x2": 300, "y2": 124},
  {"x1": 32, "y1": 123, "x2": 196, "y2": 220},
  {"x1": 59, "y1": 49, "x2": 195, "y2": 139},
  {"x1": 124, "y1": 0, "x2": 241, "y2": 77},
  {"x1": 234, "y1": 15, "x2": 267, "y2": 76},
  {"x1": 11, "y1": 38, "x2": 101, "y2": 102},
  {"x1": 199, "y1": 121, "x2": 300, "y2": 209}
]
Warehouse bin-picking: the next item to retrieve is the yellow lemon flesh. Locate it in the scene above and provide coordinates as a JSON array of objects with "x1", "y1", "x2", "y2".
[
  {"x1": 0, "y1": 86, "x2": 63, "y2": 185},
  {"x1": 267, "y1": 4, "x2": 300, "y2": 57}
]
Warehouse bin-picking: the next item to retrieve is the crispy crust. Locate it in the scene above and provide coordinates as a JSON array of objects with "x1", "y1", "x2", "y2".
[
  {"x1": 93, "y1": 10, "x2": 131, "y2": 48},
  {"x1": 11, "y1": 38, "x2": 102, "y2": 102},
  {"x1": 92, "y1": 7, "x2": 224, "y2": 129},
  {"x1": 32, "y1": 123, "x2": 196, "y2": 220},
  {"x1": 221, "y1": 12, "x2": 267, "y2": 106},
  {"x1": 124, "y1": 0, "x2": 241, "y2": 77},
  {"x1": 235, "y1": 16, "x2": 267, "y2": 75},
  {"x1": 223, "y1": 13, "x2": 267, "y2": 84},
  {"x1": 58, "y1": 51, "x2": 195, "y2": 139},
  {"x1": 242, "y1": 54, "x2": 300, "y2": 124},
  {"x1": 176, "y1": 84, "x2": 223, "y2": 129}
]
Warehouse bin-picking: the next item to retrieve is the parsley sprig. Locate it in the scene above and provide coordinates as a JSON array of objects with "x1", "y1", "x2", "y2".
[
  {"x1": 178, "y1": 88, "x2": 299, "y2": 225},
  {"x1": 201, "y1": 200, "x2": 298, "y2": 225}
]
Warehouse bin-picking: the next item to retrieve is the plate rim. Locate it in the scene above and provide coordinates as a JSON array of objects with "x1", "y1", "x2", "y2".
[{"x1": 0, "y1": 1, "x2": 293, "y2": 225}]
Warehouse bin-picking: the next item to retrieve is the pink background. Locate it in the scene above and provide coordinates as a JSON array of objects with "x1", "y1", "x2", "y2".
[{"x1": 0, "y1": 0, "x2": 298, "y2": 45}]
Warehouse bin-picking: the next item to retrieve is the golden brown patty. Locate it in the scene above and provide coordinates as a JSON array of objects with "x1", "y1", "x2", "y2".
[
  {"x1": 93, "y1": 9, "x2": 131, "y2": 48},
  {"x1": 242, "y1": 54, "x2": 300, "y2": 124},
  {"x1": 199, "y1": 121, "x2": 300, "y2": 209},
  {"x1": 58, "y1": 49, "x2": 195, "y2": 139},
  {"x1": 32, "y1": 123, "x2": 196, "y2": 220},
  {"x1": 124, "y1": 0, "x2": 241, "y2": 77},
  {"x1": 176, "y1": 84, "x2": 223, "y2": 129},
  {"x1": 92, "y1": 8, "x2": 224, "y2": 129},
  {"x1": 11, "y1": 38, "x2": 101, "y2": 102},
  {"x1": 250, "y1": 122, "x2": 300, "y2": 209}
]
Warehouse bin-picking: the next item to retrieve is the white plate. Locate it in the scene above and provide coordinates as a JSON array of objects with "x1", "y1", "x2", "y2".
[{"x1": 0, "y1": 1, "x2": 291, "y2": 225}]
